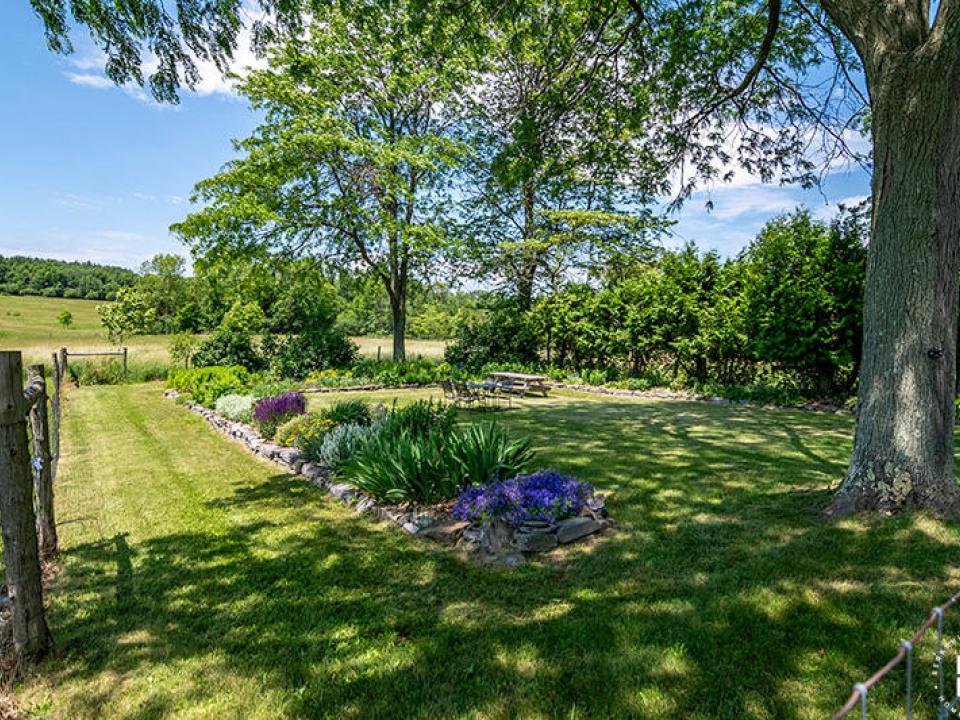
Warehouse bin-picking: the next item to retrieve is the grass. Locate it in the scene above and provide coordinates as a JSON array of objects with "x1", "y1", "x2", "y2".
[
  {"x1": 0, "y1": 294, "x2": 447, "y2": 369},
  {"x1": 15, "y1": 384, "x2": 960, "y2": 718}
]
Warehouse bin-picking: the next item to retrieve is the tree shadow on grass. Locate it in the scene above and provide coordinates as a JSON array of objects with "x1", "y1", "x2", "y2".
[{"x1": 33, "y1": 395, "x2": 960, "y2": 719}]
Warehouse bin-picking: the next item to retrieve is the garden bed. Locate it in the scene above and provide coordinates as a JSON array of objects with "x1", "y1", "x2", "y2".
[{"x1": 165, "y1": 389, "x2": 608, "y2": 566}]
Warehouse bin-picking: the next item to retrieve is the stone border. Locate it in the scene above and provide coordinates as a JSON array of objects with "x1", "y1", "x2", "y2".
[
  {"x1": 301, "y1": 382, "x2": 437, "y2": 394},
  {"x1": 548, "y1": 382, "x2": 852, "y2": 415},
  {"x1": 164, "y1": 390, "x2": 607, "y2": 567}
]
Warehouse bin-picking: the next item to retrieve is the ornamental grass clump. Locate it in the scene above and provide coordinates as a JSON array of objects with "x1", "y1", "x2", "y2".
[
  {"x1": 452, "y1": 470, "x2": 596, "y2": 527},
  {"x1": 253, "y1": 391, "x2": 306, "y2": 438}
]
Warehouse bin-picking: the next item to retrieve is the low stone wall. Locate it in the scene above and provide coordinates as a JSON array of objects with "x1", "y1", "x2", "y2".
[
  {"x1": 165, "y1": 390, "x2": 607, "y2": 567},
  {"x1": 550, "y1": 382, "x2": 851, "y2": 415}
]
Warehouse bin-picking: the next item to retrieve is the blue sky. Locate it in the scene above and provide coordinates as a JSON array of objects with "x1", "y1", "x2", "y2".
[{"x1": 0, "y1": 2, "x2": 872, "y2": 270}]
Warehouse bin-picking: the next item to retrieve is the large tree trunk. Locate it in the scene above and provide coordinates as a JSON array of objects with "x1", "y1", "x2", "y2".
[
  {"x1": 832, "y1": 39, "x2": 960, "y2": 515},
  {"x1": 516, "y1": 181, "x2": 538, "y2": 312},
  {"x1": 390, "y1": 292, "x2": 406, "y2": 362}
]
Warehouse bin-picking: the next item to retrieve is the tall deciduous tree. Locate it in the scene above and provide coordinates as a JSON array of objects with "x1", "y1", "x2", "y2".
[
  {"x1": 173, "y1": 2, "x2": 471, "y2": 360},
  {"x1": 462, "y1": 0, "x2": 663, "y2": 309},
  {"x1": 622, "y1": 0, "x2": 960, "y2": 514}
]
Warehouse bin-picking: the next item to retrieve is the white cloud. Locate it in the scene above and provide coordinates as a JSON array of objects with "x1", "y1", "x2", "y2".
[
  {"x1": 706, "y1": 184, "x2": 798, "y2": 221},
  {"x1": 65, "y1": 72, "x2": 116, "y2": 89},
  {"x1": 61, "y1": 8, "x2": 268, "y2": 104}
]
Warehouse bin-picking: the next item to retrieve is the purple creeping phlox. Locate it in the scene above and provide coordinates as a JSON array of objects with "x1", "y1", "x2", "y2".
[
  {"x1": 452, "y1": 469, "x2": 596, "y2": 527},
  {"x1": 254, "y1": 391, "x2": 306, "y2": 425}
]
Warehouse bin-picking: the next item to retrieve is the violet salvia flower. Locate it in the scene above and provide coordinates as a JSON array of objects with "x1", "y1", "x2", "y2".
[{"x1": 254, "y1": 391, "x2": 306, "y2": 425}]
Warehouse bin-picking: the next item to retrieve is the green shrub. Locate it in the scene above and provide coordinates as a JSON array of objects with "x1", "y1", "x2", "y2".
[
  {"x1": 381, "y1": 399, "x2": 456, "y2": 439},
  {"x1": 169, "y1": 333, "x2": 198, "y2": 369},
  {"x1": 274, "y1": 413, "x2": 337, "y2": 447},
  {"x1": 304, "y1": 368, "x2": 366, "y2": 388},
  {"x1": 344, "y1": 357, "x2": 442, "y2": 386},
  {"x1": 69, "y1": 360, "x2": 125, "y2": 385},
  {"x1": 166, "y1": 366, "x2": 250, "y2": 407},
  {"x1": 68, "y1": 359, "x2": 169, "y2": 385},
  {"x1": 192, "y1": 331, "x2": 263, "y2": 370},
  {"x1": 214, "y1": 394, "x2": 256, "y2": 423},
  {"x1": 262, "y1": 330, "x2": 358, "y2": 379},
  {"x1": 320, "y1": 399, "x2": 371, "y2": 426},
  {"x1": 445, "y1": 303, "x2": 540, "y2": 372},
  {"x1": 251, "y1": 380, "x2": 295, "y2": 399}
]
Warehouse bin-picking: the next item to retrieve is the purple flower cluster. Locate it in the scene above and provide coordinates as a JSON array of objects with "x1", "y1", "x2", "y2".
[
  {"x1": 452, "y1": 470, "x2": 595, "y2": 527},
  {"x1": 253, "y1": 391, "x2": 306, "y2": 425}
]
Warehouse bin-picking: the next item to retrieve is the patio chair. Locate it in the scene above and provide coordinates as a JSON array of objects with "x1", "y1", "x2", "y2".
[{"x1": 453, "y1": 381, "x2": 487, "y2": 409}]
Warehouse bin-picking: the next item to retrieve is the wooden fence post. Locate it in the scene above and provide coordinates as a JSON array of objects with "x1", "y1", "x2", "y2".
[
  {"x1": 27, "y1": 365, "x2": 58, "y2": 559},
  {"x1": 122, "y1": 346, "x2": 128, "y2": 381},
  {"x1": 49, "y1": 351, "x2": 61, "y2": 467},
  {"x1": 58, "y1": 347, "x2": 68, "y2": 385},
  {"x1": 0, "y1": 352, "x2": 52, "y2": 665}
]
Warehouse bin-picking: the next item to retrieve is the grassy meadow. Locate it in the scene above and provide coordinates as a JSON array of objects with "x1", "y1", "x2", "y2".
[
  {"x1": 0, "y1": 294, "x2": 447, "y2": 368},
  {"x1": 14, "y1": 382, "x2": 960, "y2": 718}
]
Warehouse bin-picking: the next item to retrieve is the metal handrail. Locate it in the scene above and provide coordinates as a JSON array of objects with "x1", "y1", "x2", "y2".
[{"x1": 833, "y1": 591, "x2": 960, "y2": 719}]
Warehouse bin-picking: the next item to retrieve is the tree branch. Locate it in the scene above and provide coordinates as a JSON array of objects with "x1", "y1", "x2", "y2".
[{"x1": 681, "y1": 0, "x2": 781, "y2": 130}]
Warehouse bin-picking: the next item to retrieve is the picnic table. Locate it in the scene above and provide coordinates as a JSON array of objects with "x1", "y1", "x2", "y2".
[{"x1": 484, "y1": 371, "x2": 550, "y2": 397}]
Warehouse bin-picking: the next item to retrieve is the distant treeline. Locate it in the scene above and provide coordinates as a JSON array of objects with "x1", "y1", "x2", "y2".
[{"x1": 0, "y1": 256, "x2": 136, "y2": 300}]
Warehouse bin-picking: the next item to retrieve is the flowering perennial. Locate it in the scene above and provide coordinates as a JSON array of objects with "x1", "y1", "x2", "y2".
[
  {"x1": 452, "y1": 470, "x2": 596, "y2": 527},
  {"x1": 253, "y1": 391, "x2": 306, "y2": 435}
]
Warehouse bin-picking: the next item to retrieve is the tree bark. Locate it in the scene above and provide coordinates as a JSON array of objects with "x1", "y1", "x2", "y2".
[
  {"x1": 831, "y1": 33, "x2": 960, "y2": 515},
  {"x1": 390, "y1": 289, "x2": 407, "y2": 362},
  {"x1": 0, "y1": 352, "x2": 52, "y2": 664},
  {"x1": 27, "y1": 365, "x2": 58, "y2": 559},
  {"x1": 516, "y1": 181, "x2": 539, "y2": 312}
]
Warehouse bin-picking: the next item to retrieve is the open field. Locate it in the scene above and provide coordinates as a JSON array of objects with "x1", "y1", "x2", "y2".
[
  {"x1": 15, "y1": 383, "x2": 960, "y2": 718},
  {"x1": 0, "y1": 294, "x2": 448, "y2": 367}
]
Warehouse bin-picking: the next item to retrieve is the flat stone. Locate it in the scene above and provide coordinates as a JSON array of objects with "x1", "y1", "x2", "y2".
[
  {"x1": 355, "y1": 496, "x2": 379, "y2": 515},
  {"x1": 489, "y1": 552, "x2": 526, "y2": 568},
  {"x1": 519, "y1": 519, "x2": 551, "y2": 530},
  {"x1": 418, "y1": 520, "x2": 469, "y2": 545},
  {"x1": 329, "y1": 482, "x2": 357, "y2": 503},
  {"x1": 512, "y1": 531, "x2": 558, "y2": 552},
  {"x1": 278, "y1": 447, "x2": 303, "y2": 465},
  {"x1": 401, "y1": 522, "x2": 420, "y2": 535},
  {"x1": 460, "y1": 526, "x2": 483, "y2": 546},
  {"x1": 481, "y1": 519, "x2": 512, "y2": 554},
  {"x1": 556, "y1": 516, "x2": 601, "y2": 544},
  {"x1": 300, "y1": 462, "x2": 320, "y2": 478}
]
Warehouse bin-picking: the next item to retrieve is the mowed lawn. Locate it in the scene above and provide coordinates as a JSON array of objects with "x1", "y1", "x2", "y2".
[{"x1": 16, "y1": 384, "x2": 960, "y2": 719}]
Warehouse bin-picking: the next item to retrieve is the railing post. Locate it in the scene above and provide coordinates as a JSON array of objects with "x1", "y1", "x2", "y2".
[
  {"x1": 0, "y1": 351, "x2": 51, "y2": 665},
  {"x1": 50, "y1": 351, "x2": 61, "y2": 467},
  {"x1": 27, "y1": 365, "x2": 58, "y2": 559},
  {"x1": 59, "y1": 346, "x2": 68, "y2": 384}
]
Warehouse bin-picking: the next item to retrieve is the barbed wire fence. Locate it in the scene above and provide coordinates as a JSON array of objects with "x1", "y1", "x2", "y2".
[{"x1": 833, "y1": 591, "x2": 960, "y2": 719}]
